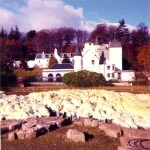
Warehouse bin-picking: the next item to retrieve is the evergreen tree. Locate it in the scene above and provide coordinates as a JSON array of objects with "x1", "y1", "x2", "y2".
[
  {"x1": 0, "y1": 28, "x2": 5, "y2": 38},
  {"x1": 115, "y1": 19, "x2": 131, "y2": 42},
  {"x1": 48, "y1": 56, "x2": 58, "y2": 68},
  {"x1": 62, "y1": 54, "x2": 71, "y2": 63},
  {"x1": 8, "y1": 27, "x2": 14, "y2": 40},
  {"x1": 14, "y1": 26, "x2": 20, "y2": 40}
]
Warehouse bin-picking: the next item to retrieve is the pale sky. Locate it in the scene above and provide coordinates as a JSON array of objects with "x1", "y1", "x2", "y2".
[{"x1": 0, "y1": 0, "x2": 149, "y2": 33}]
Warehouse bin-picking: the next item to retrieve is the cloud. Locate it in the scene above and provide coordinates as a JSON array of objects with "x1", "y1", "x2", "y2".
[
  {"x1": 80, "y1": 19, "x2": 137, "y2": 33},
  {"x1": 80, "y1": 21, "x2": 98, "y2": 32},
  {"x1": 0, "y1": 0, "x2": 83, "y2": 32},
  {"x1": 0, "y1": 0, "x2": 138, "y2": 33}
]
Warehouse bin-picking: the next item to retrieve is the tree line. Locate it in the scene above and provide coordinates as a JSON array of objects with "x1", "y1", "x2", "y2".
[{"x1": 0, "y1": 19, "x2": 149, "y2": 72}]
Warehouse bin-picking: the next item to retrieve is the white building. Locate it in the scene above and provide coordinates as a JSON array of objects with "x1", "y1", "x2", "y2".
[{"x1": 28, "y1": 39, "x2": 135, "y2": 82}]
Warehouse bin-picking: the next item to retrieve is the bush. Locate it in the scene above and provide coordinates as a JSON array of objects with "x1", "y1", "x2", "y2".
[
  {"x1": 132, "y1": 72, "x2": 148, "y2": 85},
  {"x1": 0, "y1": 71, "x2": 16, "y2": 87},
  {"x1": 62, "y1": 70, "x2": 106, "y2": 87},
  {"x1": 13, "y1": 68, "x2": 42, "y2": 82}
]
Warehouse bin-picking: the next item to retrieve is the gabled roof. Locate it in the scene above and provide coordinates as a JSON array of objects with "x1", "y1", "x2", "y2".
[
  {"x1": 74, "y1": 46, "x2": 82, "y2": 56},
  {"x1": 50, "y1": 63, "x2": 74, "y2": 69},
  {"x1": 110, "y1": 39, "x2": 121, "y2": 47}
]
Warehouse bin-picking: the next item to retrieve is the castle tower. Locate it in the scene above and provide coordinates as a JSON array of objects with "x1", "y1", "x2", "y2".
[
  {"x1": 109, "y1": 39, "x2": 122, "y2": 71},
  {"x1": 74, "y1": 46, "x2": 82, "y2": 72}
]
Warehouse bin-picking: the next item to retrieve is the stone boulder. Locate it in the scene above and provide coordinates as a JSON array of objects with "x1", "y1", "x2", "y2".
[
  {"x1": 16, "y1": 130, "x2": 26, "y2": 140},
  {"x1": 8, "y1": 132, "x2": 16, "y2": 141},
  {"x1": 83, "y1": 118, "x2": 92, "y2": 127},
  {"x1": 66, "y1": 129, "x2": 85, "y2": 142},
  {"x1": 25, "y1": 128, "x2": 37, "y2": 139},
  {"x1": 99, "y1": 123, "x2": 122, "y2": 138},
  {"x1": 121, "y1": 127, "x2": 150, "y2": 139},
  {"x1": 38, "y1": 107, "x2": 50, "y2": 117}
]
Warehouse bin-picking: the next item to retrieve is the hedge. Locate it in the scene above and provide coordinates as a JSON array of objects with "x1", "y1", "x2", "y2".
[{"x1": 62, "y1": 70, "x2": 106, "y2": 87}]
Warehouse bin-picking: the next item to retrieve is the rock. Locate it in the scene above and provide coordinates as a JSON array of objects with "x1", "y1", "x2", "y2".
[
  {"x1": 49, "y1": 123, "x2": 58, "y2": 131},
  {"x1": 84, "y1": 118, "x2": 92, "y2": 127},
  {"x1": 91, "y1": 120, "x2": 99, "y2": 127},
  {"x1": 117, "y1": 146, "x2": 127, "y2": 150},
  {"x1": 112, "y1": 118, "x2": 130, "y2": 128},
  {"x1": 39, "y1": 107, "x2": 50, "y2": 117},
  {"x1": 1, "y1": 126, "x2": 9, "y2": 134},
  {"x1": 9, "y1": 122, "x2": 22, "y2": 130},
  {"x1": 55, "y1": 119, "x2": 65, "y2": 128},
  {"x1": 122, "y1": 127, "x2": 150, "y2": 139},
  {"x1": 99, "y1": 123, "x2": 122, "y2": 138},
  {"x1": 13, "y1": 111, "x2": 29, "y2": 119},
  {"x1": 66, "y1": 129, "x2": 85, "y2": 142},
  {"x1": 56, "y1": 111, "x2": 60, "y2": 117},
  {"x1": 16, "y1": 130, "x2": 26, "y2": 140},
  {"x1": 22, "y1": 121, "x2": 36, "y2": 130},
  {"x1": 25, "y1": 128, "x2": 36, "y2": 139},
  {"x1": 119, "y1": 137, "x2": 129, "y2": 149},
  {"x1": 35, "y1": 125, "x2": 48, "y2": 136},
  {"x1": 73, "y1": 121, "x2": 82, "y2": 126},
  {"x1": 133, "y1": 116, "x2": 150, "y2": 129},
  {"x1": 8, "y1": 132, "x2": 16, "y2": 141},
  {"x1": 71, "y1": 115, "x2": 78, "y2": 122}
]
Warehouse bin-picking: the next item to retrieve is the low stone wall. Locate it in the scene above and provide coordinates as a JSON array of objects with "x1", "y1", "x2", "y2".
[{"x1": 1, "y1": 116, "x2": 150, "y2": 150}]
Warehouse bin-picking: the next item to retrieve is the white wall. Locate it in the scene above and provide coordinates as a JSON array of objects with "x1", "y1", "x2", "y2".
[
  {"x1": 27, "y1": 60, "x2": 36, "y2": 68},
  {"x1": 121, "y1": 71, "x2": 135, "y2": 81},
  {"x1": 82, "y1": 43, "x2": 100, "y2": 73},
  {"x1": 115, "y1": 71, "x2": 135, "y2": 81},
  {"x1": 42, "y1": 69, "x2": 74, "y2": 81},
  {"x1": 74, "y1": 56, "x2": 82, "y2": 72},
  {"x1": 35, "y1": 59, "x2": 49, "y2": 68},
  {"x1": 109, "y1": 47, "x2": 122, "y2": 71},
  {"x1": 99, "y1": 64, "x2": 115, "y2": 81}
]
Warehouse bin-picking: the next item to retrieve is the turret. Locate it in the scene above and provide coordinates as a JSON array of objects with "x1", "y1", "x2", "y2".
[
  {"x1": 109, "y1": 39, "x2": 122, "y2": 70},
  {"x1": 74, "y1": 46, "x2": 82, "y2": 72}
]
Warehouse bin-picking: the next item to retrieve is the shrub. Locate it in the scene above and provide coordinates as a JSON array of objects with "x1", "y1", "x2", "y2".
[
  {"x1": 132, "y1": 72, "x2": 148, "y2": 85},
  {"x1": 13, "y1": 68, "x2": 42, "y2": 82},
  {"x1": 0, "y1": 71, "x2": 16, "y2": 87},
  {"x1": 62, "y1": 70, "x2": 106, "y2": 87}
]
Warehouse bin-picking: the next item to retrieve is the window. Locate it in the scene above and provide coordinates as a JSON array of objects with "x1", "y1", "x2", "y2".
[
  {"x1": 112, "y1": 65, "x2": 115, "y2": 70},
  {"x1": 92, "y1": 60, "x2": 95, "y2": 65},
  {"x1": 118, "y1": 73, "x2": 121, "y2": 79},
  {"x1": 107, "y1": 73, "x2": 110, "y2": 77},
  {"x1": 48, "y1": 74, "x2": 53, "y2": 82},
  {"x1": 56, "y1": 73, "x2": 62, "y2": 82},
  {"x1": 112, "y1": 73, "x2": 114, "y2": 78},
  {"x1": 46, "y1": 55, "x2": 49, "y2": 58},
  {"x1": 107, "y1": 66, "x2": 110, "y2": 70}
]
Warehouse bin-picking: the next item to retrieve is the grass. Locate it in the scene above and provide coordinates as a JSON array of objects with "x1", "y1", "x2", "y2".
[
  {"x1": 1, "y1": 125, "x2": 120, "y2": 150},
  {"x1": 1, "y1": 85, "x2": 150, "y2": 95}
]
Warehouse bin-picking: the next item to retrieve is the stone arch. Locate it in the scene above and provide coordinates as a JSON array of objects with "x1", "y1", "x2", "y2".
[
  {"x1": 48, "y1": 73, "x2": 53, "y2": 82},
  {"x1": 56, "y1": 73, "x2": 62, "y2": 82}
]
